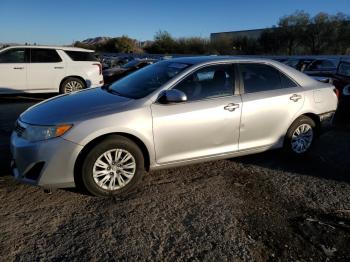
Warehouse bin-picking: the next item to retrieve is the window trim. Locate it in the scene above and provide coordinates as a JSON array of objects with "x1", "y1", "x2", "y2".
[
  {"x1": 237, "y1": 62, "x2": 300, "y2": 95},
  {"x1": 29, "y1": 48, "x2": 63, "y2": 63},
  {"x1": 156, "y1": 62, "x2": 240, "y2": 105}
]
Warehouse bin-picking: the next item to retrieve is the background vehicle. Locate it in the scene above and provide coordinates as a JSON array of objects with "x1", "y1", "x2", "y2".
[
  {"x1": 313, "y1": 60, "x2": 350, "y2": 115},
  {"x1": 102, "y1": 58, "x2": 157, "y2": 84},
  {"x1": 282, "y1": 57, "x2": 316, "y2": 71},
  {"x1": 276, "y1": 56, "x2": 349, "y2": 112},
  {"x1": 0, "y1": 46, "x2": 104, "y2": 94},
  {"x1": 11, "y1": 57, "x2": 338, "y2": 197},
  {"x1": 302, "y1": 58, "x2": 339, "y2": 77}
]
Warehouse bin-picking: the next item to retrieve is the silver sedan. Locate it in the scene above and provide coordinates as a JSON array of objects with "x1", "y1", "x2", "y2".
[{"x1": 11, "y1": 56, "x2": 338, "y2": 196}]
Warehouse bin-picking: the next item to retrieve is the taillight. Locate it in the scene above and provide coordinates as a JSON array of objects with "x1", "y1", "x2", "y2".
[
  {"x1": 333, "y1": 87, "x2": 340, "y2": 98},
  {"x1": 93, "y1": 63, "x2": 102, "y2": 75}
]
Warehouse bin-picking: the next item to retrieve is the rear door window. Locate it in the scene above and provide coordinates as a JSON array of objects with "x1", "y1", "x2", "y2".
[
  {"x1": 280, "y1": 73, "x2": 298, "y2": 88},
  {"x1": 30, "y1": 48, "x2": 62, "y2": 63},
  {"x1": 239, "y1": 63, "x2": 297, "y2": 93}
]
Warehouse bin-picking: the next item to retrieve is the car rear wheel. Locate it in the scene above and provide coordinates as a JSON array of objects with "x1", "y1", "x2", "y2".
[
  {"x1": 81, "y1": 136, "x2": 145, "y2": 197},
  {"x1": 60, "y1": 77, "x2": 85, "y2": 94},
  {"x1": 284, "y1": 116, "x2": 316, "y2": 155}
]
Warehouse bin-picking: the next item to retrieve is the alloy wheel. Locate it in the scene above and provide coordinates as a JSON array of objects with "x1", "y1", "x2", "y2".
[
  {"x1": 291, "y1": 123, "x2": 314, "y2": 154},
  {"x1": 92, "y1": 149, "x2": 136, "y2": 191},
  {"x1": 64, "y1": 80, "x2": 83, "y2": 93}
]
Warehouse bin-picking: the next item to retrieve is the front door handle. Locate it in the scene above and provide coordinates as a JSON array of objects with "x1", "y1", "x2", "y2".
[
  {"x1": 13, "y1": 67, "x2": 24, "y2": 70},
  {"x1": 290, "y1": 94, "x2": 302, "y2": 102},
  {"x1": 224, "y1": 103, "x2": 240, "y2": 111}
]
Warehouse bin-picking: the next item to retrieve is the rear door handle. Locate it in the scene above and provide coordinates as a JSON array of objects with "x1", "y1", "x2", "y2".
[
  {"x1": 54, "y1": 66, "x2": 64, "y2": 69},
  {"x1": 13, "y1": 67, "x2": 24, "y2": 70},
  {"x1": 290, "y1": 94, "x2": 302, "y2": 102},
  {"x1": 224, "y1": 103, "x2": 240, "y2": 111}
]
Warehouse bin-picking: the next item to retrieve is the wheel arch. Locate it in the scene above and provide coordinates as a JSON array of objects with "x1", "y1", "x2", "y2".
[
  {"x1": 74, "y1": 132, "x2": 151, "y2": 188},
  {"x1": 59, "y1": 76, "x2": 87, "y2": 91},
  {"x1": 300, "y1": 112, "x2": 321, "y2": 136},
  {"x1": 287, "y1": 112, "x2": 321, "y2": 139}
]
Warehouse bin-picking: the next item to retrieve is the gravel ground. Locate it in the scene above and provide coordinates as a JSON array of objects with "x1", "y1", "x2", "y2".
[{"x1": 0, "y1": 96, "x2": 349, "y2": 261}]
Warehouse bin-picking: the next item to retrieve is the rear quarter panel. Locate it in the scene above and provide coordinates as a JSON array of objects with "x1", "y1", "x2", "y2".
[{"x1": 59, "y1": 51, "x2": 103, "y2": 88}]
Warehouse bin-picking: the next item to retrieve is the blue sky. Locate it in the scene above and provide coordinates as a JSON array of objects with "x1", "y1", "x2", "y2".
[{"x1": 0, "y1": 0, "x2": 349, "y2": 45}]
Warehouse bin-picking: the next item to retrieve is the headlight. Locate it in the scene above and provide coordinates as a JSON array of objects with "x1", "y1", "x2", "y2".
[{"x1": 17, "y1": 121, "x2": 72, "y2": 142}]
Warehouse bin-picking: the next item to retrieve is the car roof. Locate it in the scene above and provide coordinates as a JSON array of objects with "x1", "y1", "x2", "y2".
[
  {"x1": 2, "y1": 45, "x2": 94, "y2": 52},
  {"x1": 168, "y1": 55, "x2": 285, "y2": 65},
  {"x1": 167, "y1": 55, "x2": 322, "y2": 88}
]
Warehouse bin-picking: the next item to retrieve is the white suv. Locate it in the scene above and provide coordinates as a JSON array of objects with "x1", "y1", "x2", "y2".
[{"x1": 0, "y1": 46, "x2": 104, "y2": 94}]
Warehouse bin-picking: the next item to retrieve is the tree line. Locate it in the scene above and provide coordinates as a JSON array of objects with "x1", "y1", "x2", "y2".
[{"x1": 74, "y1": 11, "x2": 350, "y2": 55}]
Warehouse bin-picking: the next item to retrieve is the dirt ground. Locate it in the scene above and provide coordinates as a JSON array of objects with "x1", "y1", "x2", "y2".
[{"x1": 0, "y1": 96, "x2": 349, "y2": 261}]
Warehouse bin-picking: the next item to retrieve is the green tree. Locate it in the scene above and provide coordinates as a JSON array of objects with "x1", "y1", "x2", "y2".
[
  {"x1": 114, "y1": 35, "x2": 143, "y2": 53},
  {"x1": 278, "y1": 10, "x2": 310, "y2": 55},
  {"x1": 145, "y1": 30, "x2": 178, "y2": 54}
]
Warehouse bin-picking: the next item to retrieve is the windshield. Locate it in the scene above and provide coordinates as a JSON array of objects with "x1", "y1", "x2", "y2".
[{"x1": 109, "y1": 61, "x2": 191, "y2": 99}]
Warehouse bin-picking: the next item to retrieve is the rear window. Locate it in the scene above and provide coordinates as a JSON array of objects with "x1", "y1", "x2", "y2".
[
  {"x1": 65, "y1": 51, "x2": 98, "y2": 61},
  {"x1": 30, "y1": 48, "x2": 62, "y2": 63}
]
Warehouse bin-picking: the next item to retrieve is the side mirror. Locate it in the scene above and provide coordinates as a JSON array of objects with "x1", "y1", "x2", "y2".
[
  {"x1": 343, "y1": 85, "x2": 350, "y2": 96},
  {"x1": 158, "y1": 89, "x2": 187, "y2": 104}
]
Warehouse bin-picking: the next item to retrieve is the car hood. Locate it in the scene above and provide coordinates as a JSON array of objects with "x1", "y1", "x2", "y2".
[{"x1": 20, "y1": 88, "x2": 133, "y2": 125}]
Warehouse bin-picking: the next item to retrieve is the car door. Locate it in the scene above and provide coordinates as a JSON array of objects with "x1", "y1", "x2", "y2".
[
  {"x1": 151, "y1": 63, "x2": 242, "y2": 164},
  {"x1": 0, "y1": 48, "x2": 28, "y2": 93},
  {"x1": 27, "y1": 48, "x2": 65, "y2": 92},
  {"x1": 238, "y1": 63, "x2": 304, "y2": 151}
]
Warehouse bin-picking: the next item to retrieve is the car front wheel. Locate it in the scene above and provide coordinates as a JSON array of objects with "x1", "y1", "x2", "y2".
[
  {"x1": 284, "y1": 116, "x2": 316, "y2": 155},
  {"x1": 81, "y1": 136, "x2": 145, "y2": 197}
]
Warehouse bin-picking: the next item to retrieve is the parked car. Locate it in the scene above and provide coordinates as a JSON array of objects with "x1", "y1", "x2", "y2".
[
  {"x1": 11, "y1": 57, "x2": 337, "y2": 197},
  {"x1": 103, "y1": 58, "x2": 157, "y2": 84},
  {"x1": 0, "y1": 46, "x2": 103, "y2": 94},
  {"x1": 283, "y1": 57, "x2": 316, "y2": 71},
  {"x1": 311, "y1": 60, "x2": 350, "y2": 115},
  {"x1": 302, "y1": 58, "x2": 339, "y2": 76},
  {"x1": 102, "y1": 56, "x2": 134, "y2": 69}
]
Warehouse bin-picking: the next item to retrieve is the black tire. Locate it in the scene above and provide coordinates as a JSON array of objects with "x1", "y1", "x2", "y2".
[
  {"x1": 60, "y1": 77, "x2": 85, "y2": 94},
  {"x1": 284, "y1": 116, "x2": 316, "y2": 156},
  {"x1": 80, "y1": 135, "x2": 145, "y2": 197}
]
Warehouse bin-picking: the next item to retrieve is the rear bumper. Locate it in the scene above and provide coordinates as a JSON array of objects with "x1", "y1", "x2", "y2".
[
  {"x1": 88, "y1": 74, "x2": 104, "y2": 88},
  {"x1": 319, "y1": 111, "x2": 336, "y2": 133},
  {"x1": 90, "y1": 79, "x2": 104, "y2": 88}
]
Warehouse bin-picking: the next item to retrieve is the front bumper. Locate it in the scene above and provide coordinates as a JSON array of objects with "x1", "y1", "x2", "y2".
[{"x1": 10, "y1": 132, "x2": 83, "y2": 188}]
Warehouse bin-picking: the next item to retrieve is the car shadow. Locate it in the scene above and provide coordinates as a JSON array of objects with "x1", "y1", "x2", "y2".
[{"x1": 231, "y1": 143, "x2": 350, "y2": 184}]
